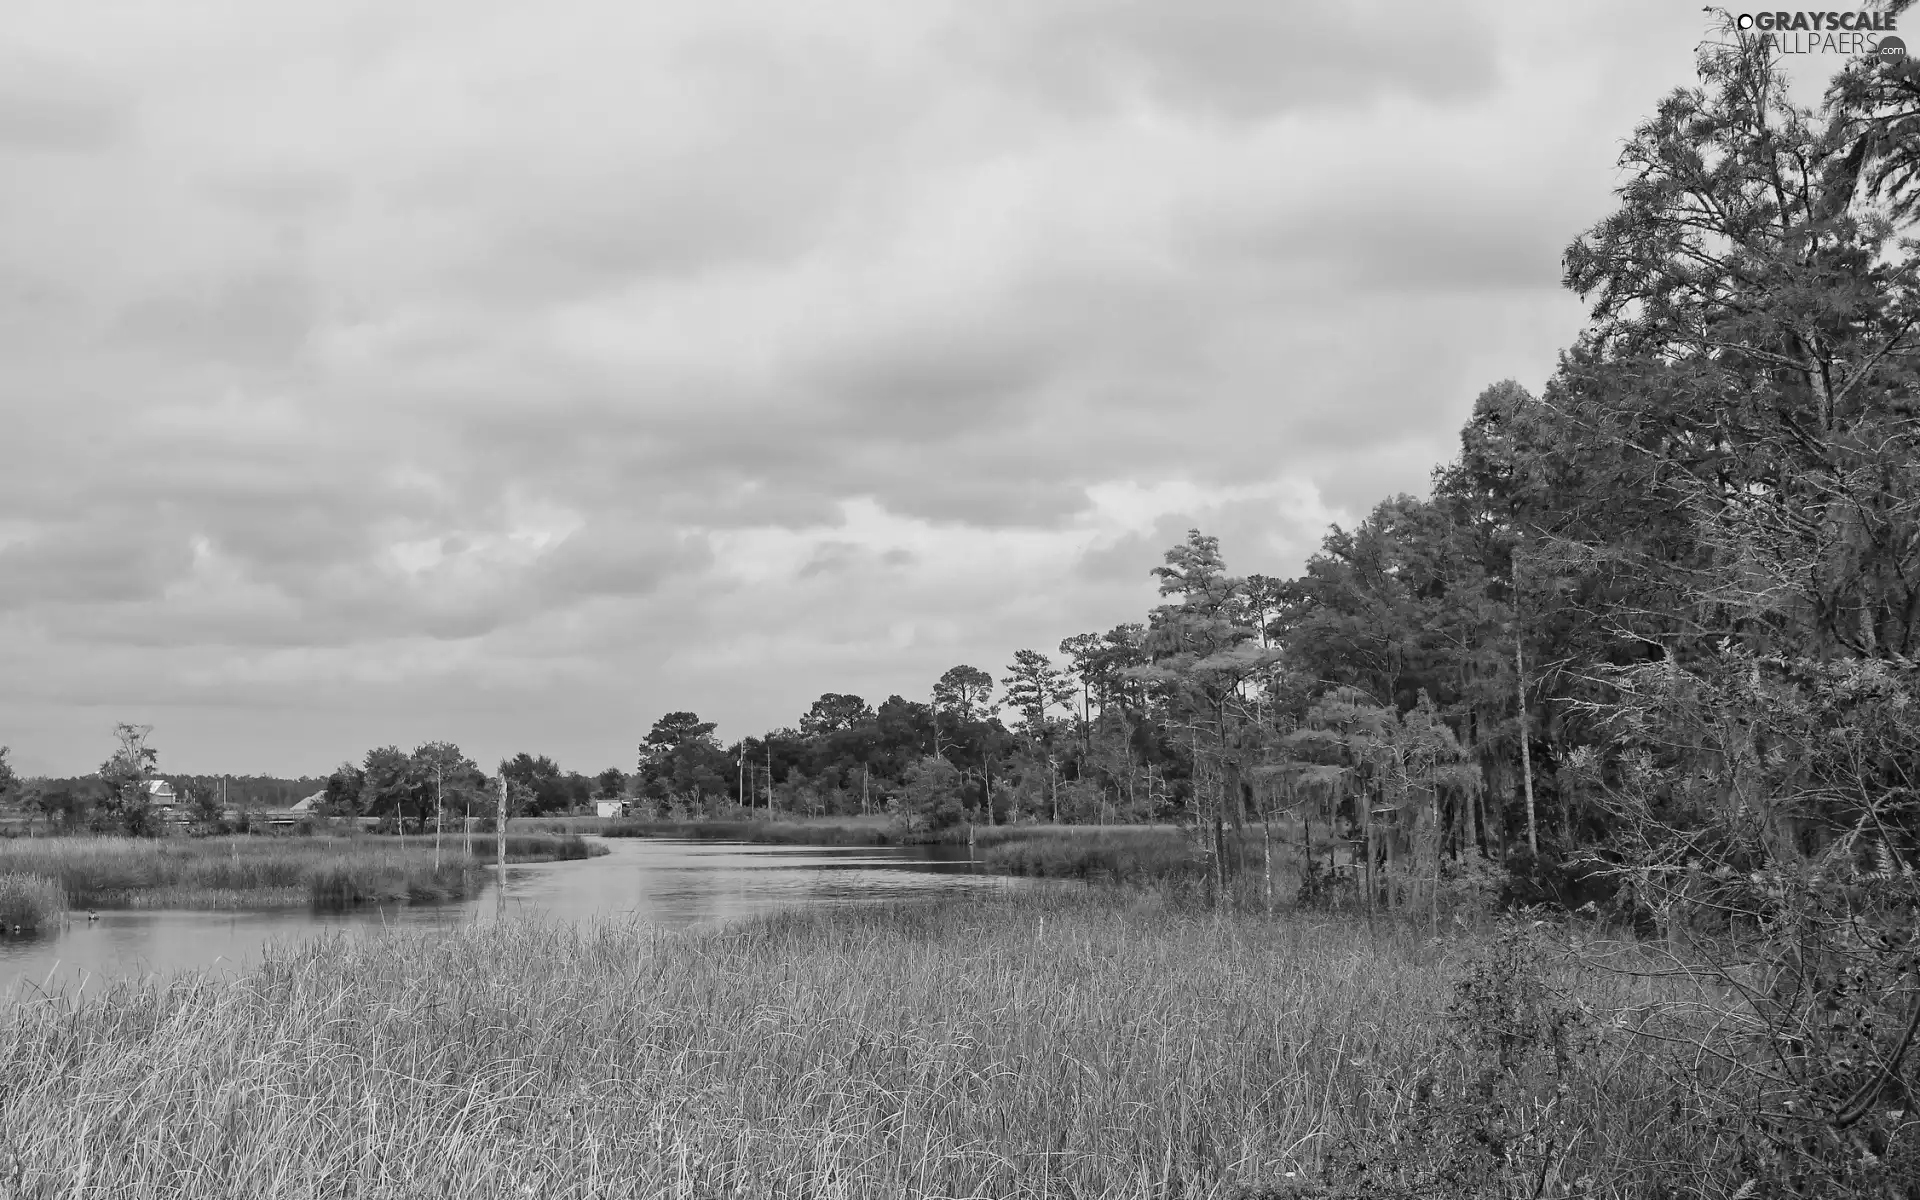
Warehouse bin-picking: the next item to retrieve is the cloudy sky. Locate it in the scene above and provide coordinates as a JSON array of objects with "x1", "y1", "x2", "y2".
[{"x1": 0, "y1": 1, "x2": 1848, "y2": 778}]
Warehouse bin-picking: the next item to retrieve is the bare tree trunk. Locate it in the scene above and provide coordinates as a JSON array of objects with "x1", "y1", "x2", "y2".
[
  {"x1": 1516, "y1": 640, "x2": 1539, "y2": 857},
  {"x1": 496, "y1": 773, "x2": 507, "y2": 913},
  {"x1": 1262, "y1": 810, "x2": 1273, "y2": 915}
]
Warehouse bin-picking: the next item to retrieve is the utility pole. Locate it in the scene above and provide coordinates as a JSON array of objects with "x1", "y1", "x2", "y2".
[
  {"x1": 765, "y1": 735, "x2": 773, "y2": 815},
  {"x1": 738, "y1": 743, "x2": 745, "y2": 809},
  {"x1": 931, "y1": 686, "x2": 941, "y2": 762},
  {"x1": 434, "y1": 765, "x2": 443, "y2": 873},
  {"x1": 862, "y1": 765, "x2": 870, "y2": 816}
]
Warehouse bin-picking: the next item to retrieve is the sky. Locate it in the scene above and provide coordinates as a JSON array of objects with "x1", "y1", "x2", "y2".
[{"x1": 0, "y1": 1, "x2": 1864, "y2": 778}]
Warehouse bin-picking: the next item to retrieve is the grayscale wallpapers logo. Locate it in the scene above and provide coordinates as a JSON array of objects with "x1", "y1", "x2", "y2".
[{"x1": 1732, "y1": 11, "x2": 1906, "y2": 62}]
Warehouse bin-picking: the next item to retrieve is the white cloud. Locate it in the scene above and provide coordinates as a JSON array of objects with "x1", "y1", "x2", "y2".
[{"x1": 0, "y1": 0, "x2": 1801, "y2": 774}]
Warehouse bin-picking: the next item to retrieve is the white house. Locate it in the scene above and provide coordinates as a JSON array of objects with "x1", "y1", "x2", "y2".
[{"x1": 596, "y1": 799, "x2": 629, "y2": 818}]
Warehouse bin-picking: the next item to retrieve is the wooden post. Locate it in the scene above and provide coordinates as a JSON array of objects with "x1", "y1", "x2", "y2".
[
  {"x1": 434, "y1": 766, "x2": 443, "y2": 874},
  {"x1": 496, "y1": 773, "x2": 507, "y2": 910}
]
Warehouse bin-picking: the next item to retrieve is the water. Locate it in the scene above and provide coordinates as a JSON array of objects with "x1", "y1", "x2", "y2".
[{"x1": 0, "y1": 837, "x2": 1020, "y2": 1001}]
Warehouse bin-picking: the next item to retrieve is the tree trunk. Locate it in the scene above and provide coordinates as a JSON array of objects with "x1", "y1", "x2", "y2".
[
  {"x1": 1262, "y1": 812, "x2": 1273, "y2": 915},
  {"x1": 1516, "y1": 640, "x2": 1539, "y2": 857}
]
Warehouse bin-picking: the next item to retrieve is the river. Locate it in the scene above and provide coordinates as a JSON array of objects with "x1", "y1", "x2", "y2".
[{"x1": 0, "y1": 837, "x2": 1021, "y2": 1001}]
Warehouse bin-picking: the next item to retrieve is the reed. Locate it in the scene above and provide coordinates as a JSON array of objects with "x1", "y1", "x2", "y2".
[
  {"x1": 0, "y1": 834, "x2": 600, "y2": 910},
  {"x1": 978, "y1": 826, "x2": 1201, "y2": 883},
  {"x1": 0, "y1": 889, "x2": 1691, "y2": 1197},
  {"x1": 457, "y1": 832, "x2": 600, "y2": 862},
  {"x1": 0, "y1": 873, "x2": 65, "y2": 931},
  {"x1": 584, "y1": 817, "x2": 897, "y2": 844}
]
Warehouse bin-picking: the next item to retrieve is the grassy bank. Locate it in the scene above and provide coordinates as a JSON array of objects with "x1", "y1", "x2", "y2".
[
  {"x1": 527, "y1": 813, "x2": 1196, "y2": 854},
  {"x1": 0, "y1": 890, "x2": 1707, "y2": 1197},
  {"x1": 0, "y1": 873, "x2": 66, "y2": 931},
  {"x1": 978, "y1": 825, "x2": 1201, "y2": 884},
  {"x1": 0, "y1": 833, "x2": 604, "y2": 910},
  {"x1": 517, "y1": 813, "x2": 901, "y2": 845}
]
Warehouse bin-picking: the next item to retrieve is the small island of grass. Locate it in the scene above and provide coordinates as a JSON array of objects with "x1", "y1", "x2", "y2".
[{"x1": 0, "y1": 832, "x2": 606, "y2": 914}]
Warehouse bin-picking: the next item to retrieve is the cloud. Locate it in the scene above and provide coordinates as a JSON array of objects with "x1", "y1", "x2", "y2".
[
  {"x1": 0, "y1": 0, "x2": 1745, "y2": 774},
  {"x1": 0, "y1": 46, "x2": 127, "y2": 153}
]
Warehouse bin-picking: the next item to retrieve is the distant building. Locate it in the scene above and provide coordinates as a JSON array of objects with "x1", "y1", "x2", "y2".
[
  {"x1": 596, "y1": 799, "x2": 628, "y2": 818},
  {"x1": 144, "y1": 780, "x2": 189, "y2": 827}
]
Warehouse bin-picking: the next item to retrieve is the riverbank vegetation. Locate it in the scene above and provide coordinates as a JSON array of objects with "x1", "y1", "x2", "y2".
[
  {"x1": 0, "y1": 873, "x2": 65, "y2": 932},
  {"x1": 0, "y1": 833, "x2": 601, "y2": 910},
  {"x1": 0, "y1": 889, "x2": 1801, "y2": 1198}
]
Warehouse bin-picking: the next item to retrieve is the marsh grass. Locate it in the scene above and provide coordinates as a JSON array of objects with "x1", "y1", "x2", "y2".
[
  {"x1": 0, "y1": 873, "x2": 65, "y2": 931},
  {"x1": 978, "y1": 825, "x2": 1200, "y2": 884},
  {"x1": 0, "y1": 890, "x2": 1701, "y2": 1198},
  {"x1": 0, "y1": 833, "x2": 602, "y2": 911},
  {"x1": 562, "y1": 816, "x2": 902, "y2": 845},
  {"x1": 456, "y1": 831, "x2": 603, "y2": 862}
]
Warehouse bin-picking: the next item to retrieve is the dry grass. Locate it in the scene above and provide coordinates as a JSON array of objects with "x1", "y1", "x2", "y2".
[
  {"x1": 0, "y1": 891, "x2": 1451, "y2": 1197},
  {"x1": 0, "y1": 873, "x2": 65, "y2": 931},
  {"x1": 0, "y1": 888, "x2": 1704, "y2": 1198}
]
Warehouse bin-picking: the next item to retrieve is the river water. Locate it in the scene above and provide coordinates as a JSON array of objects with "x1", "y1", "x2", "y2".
[{"x1": 0, "y1": 837, "x2": 1017, "y2": 1001}]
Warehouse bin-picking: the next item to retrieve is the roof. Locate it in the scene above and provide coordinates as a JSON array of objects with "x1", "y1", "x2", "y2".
[{"x1": 288, "y1": 790, "x2": 326, "y2": 813}]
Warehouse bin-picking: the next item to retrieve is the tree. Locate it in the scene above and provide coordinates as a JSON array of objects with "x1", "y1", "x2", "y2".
[
  {"x1": 501, "y1": 752, "x2": 571, "y2": 815},
  {"x1": 1000, "y1": 649, "x2": 1074, "y2": 746},
  {"x1": 413, "y1": 741, "x2": 484, "y2": 826},
  {"x1": 594, "y1": 767, "x2": 627, "y2": 801},
  {"x1": 358, "y1": 746, "x2": 416, "y2": 824},
  {"x1": 933, "y1": 666, "x2": 995, "y2": 723},
  {"x1": 324, "y1": 762, "x2": 366, "y2": 815},
  {"x1": 638, "y1": 712, "x2": 731, "y2": 807},
  {"x1": 0, "y1": 746, "x2": 15, "y2": 803},
  {"x1": 893, "y1": 755, "x2": 964, "y2": 835},
  {"x1": 1823, "y1": 0, "x2": 1920, "y2": 222},
  {"x1": 799, "y1": 693, "x2": 876, "y2": 738},
  {"x1": 97, "y1": 723, "x2": 159, "y2": 836}
]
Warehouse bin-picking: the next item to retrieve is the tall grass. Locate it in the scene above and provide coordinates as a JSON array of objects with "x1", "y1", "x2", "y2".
[
  {"x1": 0, "y1": 890, "x2": 1693, "y2": 1197},
  {"x1": 0, "y1": 834, "x2": 602, "y2": 910},
  {"x1": 978, "y1": 825, "x2": 1199, "y2": 884},
  {"x1": 577, "y1": 816, "x2": 900, "y2": 845},
  {"x1": 459, "y1": 831, "x2": 600, "y2": 862},
  {"x1": 0, "y1": 873, "x2": 65, "y2": 931}
]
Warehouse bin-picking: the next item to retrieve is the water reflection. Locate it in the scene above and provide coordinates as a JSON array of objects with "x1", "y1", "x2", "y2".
[{"x1": 0, "y1": 838, "x2": 1021, "y2": 1001}]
